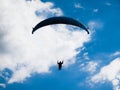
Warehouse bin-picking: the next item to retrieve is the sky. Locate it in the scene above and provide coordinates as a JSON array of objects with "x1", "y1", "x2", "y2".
[{"x1": 0, "y1": 0, "x2": 120, "y2": 90}]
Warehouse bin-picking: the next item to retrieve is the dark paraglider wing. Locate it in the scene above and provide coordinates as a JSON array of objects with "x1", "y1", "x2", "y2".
[{"x1": 32, "y1": 17, "x2": 89, "y2": 34}]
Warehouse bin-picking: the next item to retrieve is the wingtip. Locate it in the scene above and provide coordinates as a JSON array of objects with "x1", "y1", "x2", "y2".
[
  {"x1": 32, "y1": 31, "x2": 34, "y2": 34},
  {"x1": 32, "y1": 28, "x2": 34, "y2": 34},
  {"x1": 85, "y1": 29, "x2": 89, "y2": 34},
  {"x1": 87, "y1": 31, "x2": 90, "y2": 34}
]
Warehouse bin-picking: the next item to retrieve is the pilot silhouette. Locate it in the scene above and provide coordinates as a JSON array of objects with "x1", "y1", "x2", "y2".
[{"x1": 57, "y1": 61, "x2": 63, "y2": 70}]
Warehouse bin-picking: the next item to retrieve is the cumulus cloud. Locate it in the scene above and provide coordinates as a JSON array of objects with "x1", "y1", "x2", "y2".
[
  {"x1": 0, "y1": 0, "x2": 91, "y2": 84},
  {"x1": 90, "y1": 57, "x2": 120, "y2": 90}
]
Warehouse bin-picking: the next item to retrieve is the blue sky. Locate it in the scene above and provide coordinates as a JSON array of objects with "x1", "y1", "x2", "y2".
[{"x1": 0, "y1": 0, "x2": 120, "y2": 90}]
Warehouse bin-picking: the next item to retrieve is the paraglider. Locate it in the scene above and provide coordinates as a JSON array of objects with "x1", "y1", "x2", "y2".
[
  {"x1": 32, "y1": 16, "x2": 90, "y2": 70},
  {"x1": 32, "y1": 16, "x2": 89, "y2": 34}
]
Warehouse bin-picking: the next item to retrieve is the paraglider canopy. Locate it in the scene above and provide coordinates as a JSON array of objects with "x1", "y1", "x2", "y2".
[{"x1": 32, "y1": 16, "x2": 89, "y2": 34}]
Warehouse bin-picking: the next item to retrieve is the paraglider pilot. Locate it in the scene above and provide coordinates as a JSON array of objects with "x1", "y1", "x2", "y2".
[{"x1": 57, "y1": 61, "x2": 63, "y2": 70}]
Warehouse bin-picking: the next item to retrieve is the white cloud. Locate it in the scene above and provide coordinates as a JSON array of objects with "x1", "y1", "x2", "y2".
[
  {"x1": 111, "y1": 51, "x2": 120, "y2": 57},
  {"x1": 0, "y1": 83, "x2": 6, "y2": 88},
  {"x1": 81, "y1": 61, "x2": 98, "y2": 74},
  {"x1": 90, "y1": 58, "x2": 120, "y2": 90},
  {"x1": 0, "y1": 0, "x2": 91, "y2": 84},
  {"x1": 93, "y1": 9, "x2": 98, "y2": 13},
  {"x1": 83, "y1": 52, "x2": 90, "y2": 60},
  {"x1": 88, "y1": 20, "x2": 103, "y2": 31},
  {"x1": 105, "y1": 2, "x2": 112, "y2": 6},
  {"x1": 74, "y1": 3, "x2": 84, "y2": 9},
  {"x1": 35, "y1": 2, "x2": 62, "y2": 17}
]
